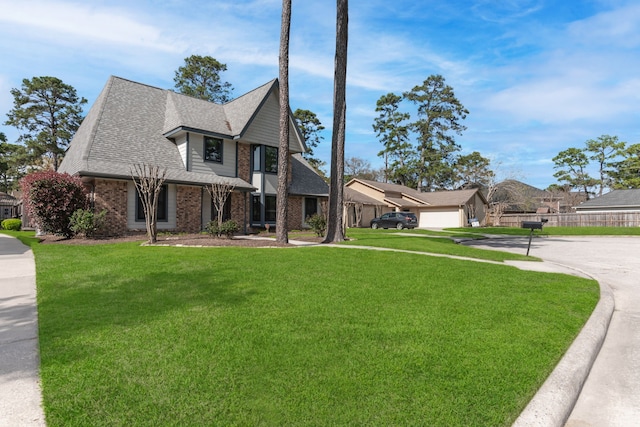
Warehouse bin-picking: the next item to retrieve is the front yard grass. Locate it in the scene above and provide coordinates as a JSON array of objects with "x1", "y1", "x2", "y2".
[
  {"x1": 342, "y1": 228, "x2": 535, "y2": 262},
  {"x1": 27, "y1": 238, "x2": 598, "y2": 426}
]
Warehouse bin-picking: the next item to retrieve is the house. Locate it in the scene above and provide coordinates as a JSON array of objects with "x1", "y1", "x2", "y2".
[
  {"x1": 59, "y1": 76, "x2": 328, "y2": 235},
  {"x1": 0, "y1": 192, "x2": 18, "y2": 221},
  {"x1": 574, "y1": 189, "x2": 640, "y2": 212},
  {"x1": 344, "y1": 179, "x2": 488, "y2": 228}
]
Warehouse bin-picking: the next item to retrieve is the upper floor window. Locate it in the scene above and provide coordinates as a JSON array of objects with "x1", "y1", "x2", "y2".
[
  {"x1": 251, "y1": 144, "x2": 278, "y2": 174},
  {"x1": 265, "y1": 146, "x2": 278, "y2": 174},
  {"x1": 204, "y1": 137, "x2": 223, "y2": 163}
]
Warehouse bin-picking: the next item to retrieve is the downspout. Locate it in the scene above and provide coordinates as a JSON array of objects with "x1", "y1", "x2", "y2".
[
  {"x1": 200, "y1": 186, "x2": 204, "y2": 231},
  {"x1": 243, "y1": 191, "x2": 247, "y2": 234},
  {"x1": 186, "y1": 132, "x2": 190, "y2": 171}
]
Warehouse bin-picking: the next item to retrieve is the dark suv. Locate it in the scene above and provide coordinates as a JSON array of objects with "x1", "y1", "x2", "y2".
[{"x1": 370, "y1": 212, "x2": 418, "y2": 230}]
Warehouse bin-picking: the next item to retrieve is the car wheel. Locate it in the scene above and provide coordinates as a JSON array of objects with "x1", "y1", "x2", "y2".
[
  {"x1": 371, "y1": 223, "x2": 379, "y2": 229},
  {"x1": 396, "y1": 222, "x2": 404, "y2": 230}
]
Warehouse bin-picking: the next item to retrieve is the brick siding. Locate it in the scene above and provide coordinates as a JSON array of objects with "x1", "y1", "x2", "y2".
[
  {"x1": 93, "y1": 179, "x2": 128, "y2": 236},
  {"x1": 176, "y1": 185, "x2": 202, "y2": 233},
  {"x1": 287, "y1": 196, "x2": 303, "y2": 230},
  {"x1": 238, "y1": 143, "x2": 251, "y2": 182}
]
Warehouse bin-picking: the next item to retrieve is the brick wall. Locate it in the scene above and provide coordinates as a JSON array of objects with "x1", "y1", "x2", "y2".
[
  {"x1": 176, "y1": 185, "x2": 202, "y2": 233},
  {"x1": 229, "y1": 192, "x2": 247, "y2": 230},
  {"x1": 287, "y1": 196, "x2": 303, "y2": 230},
  {"x1": 238, "y1": 143, "x2": 251, "y2": 182},
  {"x1": 93, "y1": 179, "x2": 128, "y2": 236}
]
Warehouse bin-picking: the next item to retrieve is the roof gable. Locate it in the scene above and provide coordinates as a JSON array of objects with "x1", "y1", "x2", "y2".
[
  {"x1": 345, "y1": 178, "x2": 485, "y2": 207},
  {"x1": 59, "y1": 76, "x2": 310, "y2": 188}
]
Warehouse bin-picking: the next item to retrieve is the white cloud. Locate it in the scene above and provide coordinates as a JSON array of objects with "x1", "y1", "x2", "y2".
[{"x1": 0, "y1": 0, "x2": 186, "y2": 52}]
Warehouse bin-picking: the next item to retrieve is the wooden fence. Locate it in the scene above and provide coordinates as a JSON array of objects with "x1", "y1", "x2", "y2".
[{"x1": 495, "y1": 211, "x2": 640, "y2": 228}]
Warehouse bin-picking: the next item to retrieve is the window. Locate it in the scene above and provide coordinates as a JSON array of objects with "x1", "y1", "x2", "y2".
[
  {"x1": 252, "y1": 145, "x2": 261, "y2": 172},
  {"x1": 251, "y1": 145, "x2": 278, "y2": 174},
  {"x1": 251, "y1": 194, "x2": 277, "y2": 224},
  {"x1": 304, "y1": 197, "x2": 318, "y2": 220},
  {"x1": 252, "y1": 195, "x2": 261, "y2": 222},
  {"x1": 265, "y1": 195, "x2": 276, "y2": 222},
  {"x1": 212, "y1": 197, "x2": 231, "y2": 222},
  {"x1": 265, "y1": 146, "x2": 278, "y2": 173},
  {"x1": 204, "y1": 136, "x2": 223, "y2": 163},
  {"x1": 136, "y1": 185, "x2": 168, "y2": 222}
]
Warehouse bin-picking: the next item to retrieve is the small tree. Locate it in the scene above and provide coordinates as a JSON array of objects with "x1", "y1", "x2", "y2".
[
  {"x1": 131, "y1": 164, "x2": 167, "y2": 243},
  {"x1": 205, "y1": 181, "x2": 236, "y2": 234},
  {"x1": 20, "y1": 170, "x2": 88, "y2": 237}
]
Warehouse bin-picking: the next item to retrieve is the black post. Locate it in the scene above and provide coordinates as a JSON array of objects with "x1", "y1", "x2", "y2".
[{"x1": 526, "y1": 228, "x2": 534, "y2": 256}]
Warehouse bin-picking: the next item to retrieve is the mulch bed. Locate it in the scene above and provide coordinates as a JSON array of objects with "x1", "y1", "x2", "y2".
[{"x1": 37, "y1": 232, "x2": 324, "y2": 247}]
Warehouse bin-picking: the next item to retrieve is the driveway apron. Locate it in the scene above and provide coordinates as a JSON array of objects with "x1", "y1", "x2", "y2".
[
  {"x1": 465, "y1": 236, "x2": 640, "y2": 427},
  {"x1": 0, "y1": 234, "x2": 45, "y2": 426}
]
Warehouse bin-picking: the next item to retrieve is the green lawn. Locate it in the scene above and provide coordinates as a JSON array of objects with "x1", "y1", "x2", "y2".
[
  {"x1": 342, "y1": 228, "x2": 536, "y2": 262},
  {"x1": 15, "y1": 232, "x2": 599, "y2": 427}
]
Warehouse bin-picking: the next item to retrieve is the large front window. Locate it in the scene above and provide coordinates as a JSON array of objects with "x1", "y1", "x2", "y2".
[
  {"x1": 251, "y1": 194, "x2": 277, "y2": 224},
  {"x1": 136, "y1": 185, "x2": 168, "y2": 222},
  {"x1": 204, "y1": 136, "x2": 223, "y2": 163}
]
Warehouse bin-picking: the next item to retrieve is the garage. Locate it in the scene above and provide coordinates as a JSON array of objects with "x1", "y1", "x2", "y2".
[{"x1": 419, "y1": 208, "x2": 461, "y2": 228}]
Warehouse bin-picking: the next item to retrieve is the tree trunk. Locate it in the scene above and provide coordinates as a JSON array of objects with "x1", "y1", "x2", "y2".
[
  {"x1": 324, "y1": 0, "x2": 348, "y2": 243},
  {"x1": 276, "y1": 0, "x2": 292, "y2": 244}
]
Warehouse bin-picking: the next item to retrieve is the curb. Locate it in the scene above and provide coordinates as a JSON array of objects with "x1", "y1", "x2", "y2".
[{"x1": 512, "y1": 264, "x2": 615, "y2": 427}]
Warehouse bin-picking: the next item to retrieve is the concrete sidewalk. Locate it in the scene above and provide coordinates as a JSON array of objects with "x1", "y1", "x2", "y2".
[{"x1": 0, "y1": 234, "x2": 45, "y2": 427}]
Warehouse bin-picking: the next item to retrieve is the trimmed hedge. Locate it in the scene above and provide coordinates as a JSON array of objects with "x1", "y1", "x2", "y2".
[{"x1": 1, "y1": 218, "x2": 22, "y2": 231}]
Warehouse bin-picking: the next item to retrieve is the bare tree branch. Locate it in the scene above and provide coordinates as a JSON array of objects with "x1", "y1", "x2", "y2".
[{"x1": 131, "y1": 163, "x2": 167, "y2": 243}]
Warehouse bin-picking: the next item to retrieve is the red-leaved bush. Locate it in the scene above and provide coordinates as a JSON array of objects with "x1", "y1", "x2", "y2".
[{"x1": 20, "y1": 171, "x2": 89, "y2": 237}]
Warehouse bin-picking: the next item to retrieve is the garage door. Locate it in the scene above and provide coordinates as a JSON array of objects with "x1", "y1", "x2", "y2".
[{"x1": 419, "y1": 209, "x2": 460, "y2": 228}]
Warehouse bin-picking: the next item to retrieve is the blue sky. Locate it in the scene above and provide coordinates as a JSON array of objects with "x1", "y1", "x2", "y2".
[{"x1": 1, "y1": 0, "x2": 639, "y2": 189}]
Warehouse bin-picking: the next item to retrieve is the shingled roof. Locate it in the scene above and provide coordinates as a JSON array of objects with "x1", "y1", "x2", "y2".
[
  {"x1": 575, "y1": 189, "x2": 640, "y2": 210},
  {"x1": 288, "y1": 154, "x2": 329, "y2": 197},
  {"x1": 348, "y1": 178, "x2": 485, "y2": 208},
  {"x1": 59, "y1": 76, "x2": 305, "y2": 190}
]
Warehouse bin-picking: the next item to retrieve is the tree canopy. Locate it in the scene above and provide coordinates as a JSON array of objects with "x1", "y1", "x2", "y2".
[
  {"x1": 0, "y1": 132, "x2": 28, "y2": 192},
  {"x1": 5, "y1": 76, "x2": 87, "y2": 171},
  {"x1": 404, "y1": 75, "x2": 468, "y2": 192},
  {"x1": 371, "y1": 75, "x2": 476, "y2": 192},
  {"x1": 551, "y1": 134, "x2": 640, "y2": 195},
  {"x1": 174, "y1": 55, "x2": 234, "y2": 103},
  {"x1": 294, "y1": 108, "x2": 326, "y2": 175}
]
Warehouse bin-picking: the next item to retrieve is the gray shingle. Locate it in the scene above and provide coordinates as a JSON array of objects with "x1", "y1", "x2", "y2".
[
  {"x1": 60, "y1": 76, "x2": 293, "y2": 191},
  {"x1": 576, "y1": 189, "x2": 640, "y2": 209},
  {"x1": 289, "y1": 154, "x2": 329, "y2": 196}
]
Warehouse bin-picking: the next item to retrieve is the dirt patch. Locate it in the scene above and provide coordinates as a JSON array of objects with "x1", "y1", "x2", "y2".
[{"x1": 37, "y1": 232, "x2": 324, "y2": 247}]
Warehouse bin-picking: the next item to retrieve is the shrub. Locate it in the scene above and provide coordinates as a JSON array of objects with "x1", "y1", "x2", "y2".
[
  {"x1": 205, "y1": 220, "x2": 239, "y2": 238},
  {"x1": 70, "y1": 209, "x2": 107, "y2": 238},
  {"x1": 20, "y1": 171, "x2": 88, "y2": 238},
  {"x1": 219, "y1": 220, "x2": 239, "y2": 238},
  {"x1": 306, "y1": 214, "x2": 327, "y2": 237},
  {"x1": 1, "y1": 218, "x2": 22, "y2": 231}
]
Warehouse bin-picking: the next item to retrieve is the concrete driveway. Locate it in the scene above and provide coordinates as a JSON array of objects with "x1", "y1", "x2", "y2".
[{"x1": 464, "y1": 235, "x2": 640, "y2": 427}]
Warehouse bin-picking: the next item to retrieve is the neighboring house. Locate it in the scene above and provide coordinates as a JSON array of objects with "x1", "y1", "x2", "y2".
[
  {"x1": 345, "y1": 179, "x2": 488, "y2": 228},
  {"x1": 59, "y1": 76, "x2": 328, "y2": 235},
  {"x1": 490, "y1": 180, "x2": 586, "y2": 214},
  {"x1": 574, "y1": 189, "x2": 640, "y2": 212},
  {"x1": 0, "y1": 192, "x2": 18, "y2": 221}
]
